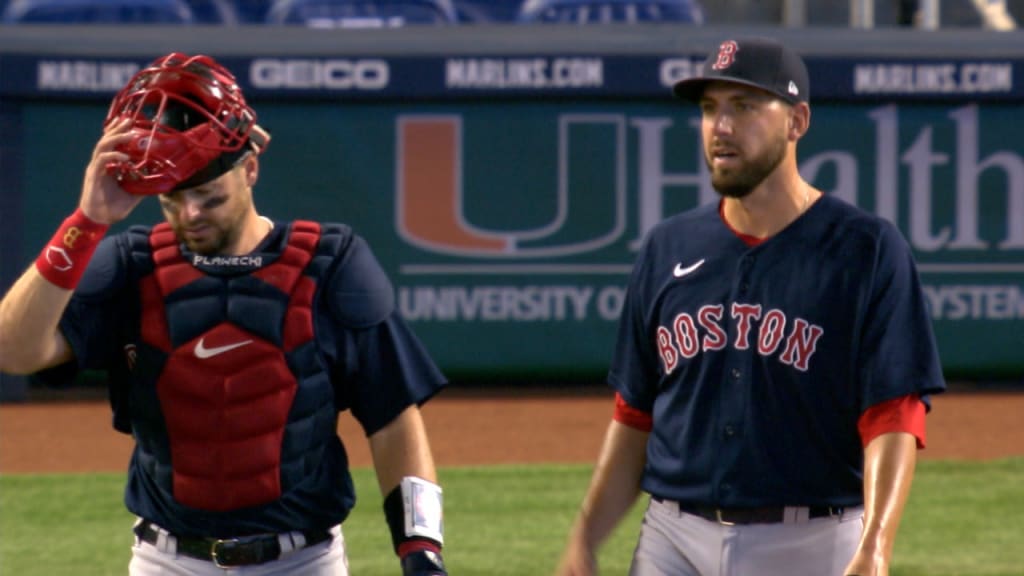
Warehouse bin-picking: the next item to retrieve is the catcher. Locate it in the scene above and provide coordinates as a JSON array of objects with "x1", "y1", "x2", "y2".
[{"x1": 0, "y1": 52, "x2": 447, "y2": 576}]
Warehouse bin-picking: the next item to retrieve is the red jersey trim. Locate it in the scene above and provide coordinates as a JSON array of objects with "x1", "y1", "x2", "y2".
[
  {"x1": 613, "y1": 391, "x2": 926, "y2": 448},
  {"x1": 858, "y1": 394, "x2": 927, "y2": 449},
  {"x1": 613, "y1": 392, "x2": 653, "y2": 432},
  {"x1": 719, "y1": 200, "x2": 767, "y2": 247}
]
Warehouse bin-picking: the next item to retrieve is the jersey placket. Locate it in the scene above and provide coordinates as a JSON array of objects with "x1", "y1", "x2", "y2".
[{"x1": 711, "y1": 251, "x2": 758, "y2": 504}]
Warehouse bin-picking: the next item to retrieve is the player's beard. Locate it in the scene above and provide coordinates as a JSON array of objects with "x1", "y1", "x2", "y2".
[
  {"x1": 174, "y1": 211, "x2": 245, "y2": 255},
  {"x1": 706, "y1": 134, "x2": 787, "y2": 199}
]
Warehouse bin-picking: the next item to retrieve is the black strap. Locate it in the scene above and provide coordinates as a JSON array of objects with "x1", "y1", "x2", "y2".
[
  {"x1": 135, "y1": 521, "x2": 331, "y2": 567},
  {"x1": 401, "y1": 549, "x2": 448, "y2": 576}
]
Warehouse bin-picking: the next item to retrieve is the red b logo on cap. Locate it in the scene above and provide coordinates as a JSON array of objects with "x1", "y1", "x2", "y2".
[{"x1": 712, "y1": 41, "x2": 738, "y2": 70}]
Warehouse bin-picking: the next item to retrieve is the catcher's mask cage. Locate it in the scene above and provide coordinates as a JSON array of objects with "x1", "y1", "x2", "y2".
[{"x1": 104, "y1": 52, "x2": 270, "y2": 196}]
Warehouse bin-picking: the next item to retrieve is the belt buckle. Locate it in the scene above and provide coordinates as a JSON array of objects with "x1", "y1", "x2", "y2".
[
  {"x1": 211, "y1": 537, "x2": 259, "y2": 568},
  {"x1": 714, "y1": 509, "x2": 736, "y2": 526}
]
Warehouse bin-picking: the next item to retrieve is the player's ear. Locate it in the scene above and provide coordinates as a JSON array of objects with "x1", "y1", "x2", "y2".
[
  {"x1": 242, "y1": 153, "x2": 259, "y2": 188},
  {"x1": 788, "y1": 102, "x2": 810, "y2": 141}
]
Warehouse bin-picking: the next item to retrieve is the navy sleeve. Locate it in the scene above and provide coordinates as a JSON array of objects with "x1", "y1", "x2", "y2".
[
  {"x1": 858, "y1": 223, "x2": 946, "y2": 411},
  {"x1": 57, "y1": 234, "x2": 132, "y2": 371},
  {"x1": 607, "y1": 238, "x2": 659, "y2": 412},
  {"x1": 323, "y1": 235, "x2": 395, "y2": 329},
  {"x1": 347, "y1": 313, "x2": 447, "y2": 436},
  {"x1": 322, "y1": 234, "x2": 447, "y2": 435}
]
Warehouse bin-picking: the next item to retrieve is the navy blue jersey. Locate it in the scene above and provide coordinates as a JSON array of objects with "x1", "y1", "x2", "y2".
[
  {"x1": 56, "y1": 221, "x2": 446, "y2": 536},
  {"x1": 609, "y1": 195, "x2": 945, "y2": 508}
]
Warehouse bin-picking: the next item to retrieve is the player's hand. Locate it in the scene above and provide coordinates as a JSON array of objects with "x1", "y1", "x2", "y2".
[
  {"x1": 553, "y1": 536, "x2": 597, "y2": 576},
  {"x1": 400, "y1": 549, "x2": 447, "y2": 575},
  {"x1": 79, "y1": 116, "x2": 144, "y2": 225},
  {"x1": 843, "y1": 548, "x2": 888, "y2": 576}
]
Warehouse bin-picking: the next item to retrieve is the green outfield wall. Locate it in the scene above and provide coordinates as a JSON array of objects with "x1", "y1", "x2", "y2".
[{"x1": 1, "y1": 26, "x2": 1021, "y2": 397}]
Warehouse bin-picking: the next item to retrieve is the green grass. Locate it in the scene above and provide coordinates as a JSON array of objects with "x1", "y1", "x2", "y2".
[
  {"x1": 892, "y1": 458, "x2": 1024, "y2": 576},
  {"x1": 1, "y1": 459, "x2": 1022, "y2": 575}
]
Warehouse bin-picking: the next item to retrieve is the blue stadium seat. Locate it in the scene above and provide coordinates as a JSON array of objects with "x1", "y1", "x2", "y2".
[
  {"x1": 232, "y1": 0, "x2": 273, "y2": 22},
  {"x1": 265, "y1": 0, "x2": 458, "y2": 27},
  {"x1": 2, "y1": 0, "x2": 197, "y2": 23},
  {"x1": 184, "y1": 0, "x2": 240, "y2": 24},
  {"x1": 452, "y1": 0, "x2": 520, "y2": 23},
  {"x1": 517, "y1": 0, "x2": 705, "y2": 24}
]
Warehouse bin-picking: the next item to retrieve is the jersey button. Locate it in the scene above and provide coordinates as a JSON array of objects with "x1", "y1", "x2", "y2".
[
  {"x1": 724, "y1": 425, "x2": 736, "y2": 437},
  {"x1": 730, "y1": 368, "x2": 742, "y2": 380}
]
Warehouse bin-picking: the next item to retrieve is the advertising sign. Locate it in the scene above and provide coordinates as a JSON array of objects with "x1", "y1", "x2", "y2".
[
  {"x1": 10, "y1": 98, "x2": 1020, "y2": 379},
  {"x1": 1, "y1": 42, "x2": 1020, "y2": 382}
]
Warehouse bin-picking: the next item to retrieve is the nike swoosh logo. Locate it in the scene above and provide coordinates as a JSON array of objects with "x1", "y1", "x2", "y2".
[
  {"x1": 673, "y1": 259, "x2": 706, "y2": 278},
  {"x1": 194, "y1": 337, "x2": 253, "y2": 359}
]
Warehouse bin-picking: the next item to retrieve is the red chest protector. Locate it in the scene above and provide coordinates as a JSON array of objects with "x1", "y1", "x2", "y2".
[{"x1": 136, "y1": 221, "x2": 321, "y2": 511}]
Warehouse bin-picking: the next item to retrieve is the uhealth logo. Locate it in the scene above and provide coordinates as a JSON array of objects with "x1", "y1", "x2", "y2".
[{"x1": 395, "y1": 115, "x2": 627, "y2": 258}]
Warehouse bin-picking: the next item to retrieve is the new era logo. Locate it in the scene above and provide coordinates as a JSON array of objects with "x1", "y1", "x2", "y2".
[{"x1": 788, "y1": 80, "x2": 799, "y2": 96}]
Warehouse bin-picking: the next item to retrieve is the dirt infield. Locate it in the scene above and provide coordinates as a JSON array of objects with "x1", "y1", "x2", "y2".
[{"x1": 0, "y1": 388, "x2": 1021, "y2": 474}]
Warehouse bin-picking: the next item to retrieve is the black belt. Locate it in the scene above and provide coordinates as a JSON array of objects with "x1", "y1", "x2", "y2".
[
  {"x1": 135, "y1": 520, "x2": 332, "y2": 568},
  {"x1": 653, "y1": 497, "x2": 845, "y2": 525}
]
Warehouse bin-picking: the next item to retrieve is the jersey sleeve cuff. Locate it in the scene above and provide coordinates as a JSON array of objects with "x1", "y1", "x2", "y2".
[
  {"x1": 613, "y1": 392, "x2": 654, "y2": 432},
  {"x1": 858, "y1": 394, "x2": 927, "y2": 449}
]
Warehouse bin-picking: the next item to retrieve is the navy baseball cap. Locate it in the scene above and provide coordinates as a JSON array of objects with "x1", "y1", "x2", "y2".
[{"x1": 673, "y1": 37, "x2": 809, "y2": 105}]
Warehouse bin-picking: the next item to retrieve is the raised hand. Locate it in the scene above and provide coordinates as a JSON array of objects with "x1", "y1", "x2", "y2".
[{"x1": 79, "y1": 116, "x2": 145, "y2": 225}]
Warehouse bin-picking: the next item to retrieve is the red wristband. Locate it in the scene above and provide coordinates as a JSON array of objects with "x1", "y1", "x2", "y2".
[{"x1": 34, "y1": 209, "x2": 110, "y2": 290}]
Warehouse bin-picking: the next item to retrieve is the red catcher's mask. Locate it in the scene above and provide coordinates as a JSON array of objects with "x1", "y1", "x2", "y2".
[{"x1": 104, "y1": 53, "x2": 269, "y2": 196}]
